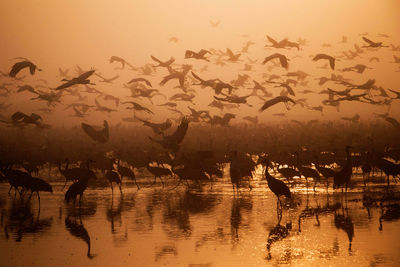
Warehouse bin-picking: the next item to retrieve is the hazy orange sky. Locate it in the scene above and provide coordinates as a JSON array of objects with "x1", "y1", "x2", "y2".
[{"x1": 0, "y1": 0, "x2": 399, "y2": 125}]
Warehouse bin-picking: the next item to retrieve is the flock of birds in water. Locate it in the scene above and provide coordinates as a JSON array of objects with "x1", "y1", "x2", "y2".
[{"x1": 0, "y1": 29, "x2": 400, "y2": 260}]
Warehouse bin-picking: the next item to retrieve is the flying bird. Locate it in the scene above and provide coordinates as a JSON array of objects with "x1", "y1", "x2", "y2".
[
  {"x1": 128, "y1": 77, "x2": 152, "y2": 87},
  {"x1": 361, "y1": 37, "x2": 389, "y2": 48},
  {"x1": 259, "y1": 96, "x2": 296, "y2": 112},
  {"x1": 55, "y1": 70, "x2": 96, "y2": 90},
  {"x1": 122, "y1": 101, "x2": 154, "y2": 114},
  {"x1": 262, "y1": 53, "x2": 289, "y2": 69},
  {"x1": 81, "y1": 120, "x2": 109, "y2": 143},
  {"x1": 149, "y1": 117, "x2": 189, "y2": 151},
  {"x1": 312, "y1": 54, "x2": 336, "y2": 70},
  {"x1": 9, "y1": 61, "x2": 42, "y2": 77}
]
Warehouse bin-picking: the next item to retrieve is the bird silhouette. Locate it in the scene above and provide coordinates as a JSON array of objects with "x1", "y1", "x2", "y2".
[
  {"x1": 81, "y1": 120, "x2": 109, "y2": 143},
  {"x1": 117, "y1": 159, "x2": 139, "y2": 189},
  {"x1": 185, "y1": 49, "x2": 210, "y2": 61},
  {"x1": 262, "y1": 53, "x2": 289, "y2": 69},
  {"x1": 150, "y1": 55, "x2": 175, "y2": 68},
  {"x1": 65, "y1": 215, "x2": 96, "y2": 258},
  {"x1": 9, "y1": 60, "x2": 42, "y2": 77},
  {"x1": 149, "y1": 116, "x2": 189, "y2": 152},
  {"x1": 362, "y1": 37, "x2": 389, "y2": 48},
  {"x1": 122, "y1": 101, "x2": 153, "y2": 114},
  {"x1": 65, "y1": 160, "x2": 97, "y2": 206},
  {"x1": 55, "y1": 70, "x2": 96, "y2": 90},
  {"x1": 128, "y1": 77, "x2": 152, "y2": 87},
  {"x1": 312, "y1": 54, "x2": 336, "y2": 70},
  {"x1": 333, "y1": 146, "x2": 352, "y2": 193},
  {"x1": 105, "y1": 161, "x2": 123, "y2": 195},
  {"x1": 25, "y1": 177, "x2": 53, "y2": 205},
  {"x1": 259, "y1": 96, "x2": 296, "y2": 112}
]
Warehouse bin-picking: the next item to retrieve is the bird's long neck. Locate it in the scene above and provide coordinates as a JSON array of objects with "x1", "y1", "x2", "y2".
[{"x1": 264, "y1": 167, "x2": 273, "y2": 182}]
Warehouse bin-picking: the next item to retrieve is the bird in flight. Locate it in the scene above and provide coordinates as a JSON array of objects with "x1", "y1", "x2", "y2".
[
  {"x1": 259, "y1": 96, "x2": 296, "y2": 112},
  {"x1": 95, "y1": 73, "x2": 119, "y2": 83},
  {"x1": 150, "y1": 56, "x2": 175, "y2": 68},
  {"x1": 81, "y1": 120, "x2": 109, "y2": 143},
  {"x1": 262, "y1": 53, "x2": 289, "y2": 69},
  {"x1": 361, "y1": 37, "x2": 389, "y2": 48},
  {"x1": 185, "y1": 49, "x2": 211, "y2": 61},
  {"x1": 122, "y1": 101, "x2": 154, "y2": 114},
  {"x1": 55, "y1": 70, "x2": 96, "y2": 90},
  {"x1": 312, "y1": 54, "x2": 336, "y2": 70},
  {"x1": 9, "y1": 60, "x2": 42, "y2": 77}
]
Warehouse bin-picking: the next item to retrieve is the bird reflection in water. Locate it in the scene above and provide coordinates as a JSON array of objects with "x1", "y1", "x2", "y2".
[
  {"x1": 2, "y1": 199, "x2": 52, "y2": 242},
  {"x1": 65, "y1": 211, "x2": 96, "y2": 259},
  {"x1": 230, "y1": 195, "x2": 252, "y2": 246},
  {"x1": 106, "y1": 195, "x2": 129, "y2": 245},
  {"x1": 266, "y1": 207, "x2": 291, "y2": 260},
  {"x1": 334, "y1": 206, "x2": 354, "y2": 253},
  {"x1": 379, "y1": 203, "x2": 400, "y2": 231}
]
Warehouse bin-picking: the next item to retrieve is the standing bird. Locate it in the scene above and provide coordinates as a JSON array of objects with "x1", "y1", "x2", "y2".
[
  {"x1": 65, "y1": 160, "x2": 97, "y2": 206},
  {"x1": 312, "y1": 54, "x2": 336, "y2": 70},
  {"x1": 117, "y1": 159, "x2": 139, "y2": 189},
  {"x1": 259, "y1": 96, "x2": 296, "y2": 112},
  {"x1": 25, "y1": 177, "x2": 53, "y2": 205},
  {"x1": 262, "y1": 53, "x2": 289, "y2": 69},
  {"x1": 333, "y1": 146, "x2": 352, "y2": 193},
  {"x1": 9, "y1": 61, "x2": 42, "y2": 77},
  {"x1": 146, "y1": 162, "x2": 172, "y2": 188},
  {"x1": 105, "y1": 163, "x2": 122, "y2": 195},
  {"x1": 262, "y1": 159, "x2": 291, "y2": 210}
]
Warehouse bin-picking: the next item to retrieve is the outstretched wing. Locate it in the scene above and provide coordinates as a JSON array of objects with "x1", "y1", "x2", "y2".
[
  {"x1": 169, "y1": 117, "x2": 189, "y2": 144},
  {"x1": 9, "y1": 61, "x2": 31, "y2": 77},
  {"x1": 362, "y1": 36, "x2": 374, "y2": 45},
  {"x1": 385, "y1": 117, "x2": 400, "y2": 129}
]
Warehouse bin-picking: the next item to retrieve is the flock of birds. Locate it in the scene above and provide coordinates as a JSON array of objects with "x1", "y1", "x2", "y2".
[
  {"x1": 0, "y1": 32, "x2": 399, "y2": 218},
  {"x1": 0, "y1": 33, "x2": 400, "y2": 129}
]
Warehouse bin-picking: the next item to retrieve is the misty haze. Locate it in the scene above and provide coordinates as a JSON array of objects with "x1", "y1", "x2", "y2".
[{"x1": 0, "y1": 1, "x2": 400, "y2": 266}]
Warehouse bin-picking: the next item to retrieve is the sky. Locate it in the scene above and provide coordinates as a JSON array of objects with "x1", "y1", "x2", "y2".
[{"x1": 0, "y1": 0, "x2": 399, "y2": 125}]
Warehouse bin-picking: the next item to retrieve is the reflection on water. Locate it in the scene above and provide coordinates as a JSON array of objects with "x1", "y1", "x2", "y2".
[{"x1": 1, "y1": 178, "x2": 400, "y2": 267}]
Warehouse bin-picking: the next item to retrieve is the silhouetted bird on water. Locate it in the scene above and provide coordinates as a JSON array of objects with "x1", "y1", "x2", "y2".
[
  {"x1": 333, "y1": 146, "x2": 352, "y2": 193},
  {"x1": 81, "y1": 120, "x2": 109, "y2": 143},
  {"x1": 105, "y1": 159, "x2": 122, "y2": 195},
  {"x1": 65, "y1": 160, "x2": 97, "y2": 206},
  {"x1": 146, "y1": 160, "x2": 172, "y2": 188},
  {"x1": 117, "y1": 159, "x2": 139, "y2": 189},
  {"x1": 262, "y1": 159, "x2": 291, "y2": 208},
  {"x1": 25, "y1": 177, "x2": 53, "y2": 205},
  {"x1": 9, "y1": 60, "x2": 42, "y2": 77}
]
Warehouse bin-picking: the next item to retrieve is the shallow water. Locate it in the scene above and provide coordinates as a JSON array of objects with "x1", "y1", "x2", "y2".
[{"x1": 1, "y1": 174, "x2": 400, "y2": 267}]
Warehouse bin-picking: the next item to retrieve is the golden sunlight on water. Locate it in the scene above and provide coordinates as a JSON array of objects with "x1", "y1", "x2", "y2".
[
  {"x1": 0, "y1": 1, "x2": 400, "y2": 266},
  {"x1": 1, "y1": 172, "x2": 400, "y2": 267}
]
